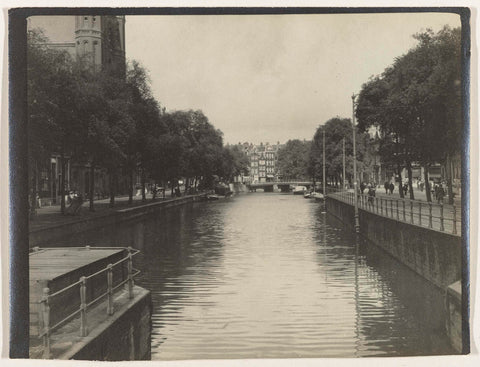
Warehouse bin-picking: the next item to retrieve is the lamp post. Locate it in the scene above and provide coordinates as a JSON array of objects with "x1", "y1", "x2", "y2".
[
  {"x1": 323, "y1": 128, "x2": 326, "y2": 196},
  {"x1": 352, "y1": 94, "x2": 360, "y2": 233},
  {"x1": 342, "y1": 137, "x2": 346, "y2": 190}
]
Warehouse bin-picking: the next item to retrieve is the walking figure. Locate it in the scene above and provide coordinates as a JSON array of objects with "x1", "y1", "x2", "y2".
[
  {"x1": 384, "y1": 181, "x2": 389, "y2": 194},
  {"x1": 367, "y1": 186, "x2": 375, "y2": 208},
  {"x1": 437, "y1": 184, "x2": 445, "y2": 204},
  {"x1": 389, "y1": 182, "x2": 394, "y2": 195}
]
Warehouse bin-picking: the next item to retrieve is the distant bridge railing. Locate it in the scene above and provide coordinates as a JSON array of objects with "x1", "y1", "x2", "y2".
[
  {"x1": 33, "y1": 246, "x2": 141, "y2": 359},
  {"x1": 329, "y1": 191, "x2": 461, "y2": 236}
]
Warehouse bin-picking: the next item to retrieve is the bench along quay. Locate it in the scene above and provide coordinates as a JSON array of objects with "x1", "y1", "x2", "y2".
[{"x1": 27, "y1": 189, "x2": 465, "y2": 360}]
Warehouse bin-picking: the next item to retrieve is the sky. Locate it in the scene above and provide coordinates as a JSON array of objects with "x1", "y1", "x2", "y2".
[{"x1": 124, "y1": 12, "x2": 461, "y2": 145}]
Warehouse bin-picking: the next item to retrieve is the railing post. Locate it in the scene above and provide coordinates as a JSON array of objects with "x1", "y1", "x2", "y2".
[
  {"x1": 128, "y1": 247, "x2": 134, "y2": 299},
  {"x1": 452, "y1": 205, "x2": 457, "y2": 235},
  {"x1": 80, "y1": 276, "x2": 88, "y2": 337},
  {"x1": 419, "y1": 202, "x2": 422, "y2": 226},
  {"x1": 390, "y1": 199, "x2": 393, "y2": 218},
  {"x1": 402, "y1": 200, "x2": 406, "y2": 222},
  {"x1": 396, "y1": 200, "x2": 399, "y2": 220},
  {"x1": 410, "y1": 201, "x2": 414, "y2": 224},
  {"x1": 428, "y1": 203, "x2": 433, "y2": 228},
  {"x1": 440, "y1": 204, "x2": 445, "y2": 231},
  {"x1": 380, "y1": 198, "x2": 383, "y2": 216},
  {"x1": 107, "y1": 264, "x2": 114, "y2": 315},
  {"x1": 375, "y1": 197, "x2": 378, "y2": 213},
  {"x1": 41, "y1": 287, "x2": 50, "y2": 359}
]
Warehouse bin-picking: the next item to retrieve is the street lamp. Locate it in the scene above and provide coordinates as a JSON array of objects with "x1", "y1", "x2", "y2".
[{"x1": 352, "y1": 93, "x2": 360, "y2": 233}]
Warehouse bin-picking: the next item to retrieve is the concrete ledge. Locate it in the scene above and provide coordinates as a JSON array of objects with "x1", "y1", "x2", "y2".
[{"x1": 54, "y1": 286, "x2": 151, "y2": 360}]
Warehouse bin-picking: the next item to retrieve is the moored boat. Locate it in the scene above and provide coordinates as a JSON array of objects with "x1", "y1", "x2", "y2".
[
  {"x1": 312, "y1": 192, "x2": 325, "y2": 201},
  {"x1": 293, "y1": 186, "x2": 307, "y2": 195}
]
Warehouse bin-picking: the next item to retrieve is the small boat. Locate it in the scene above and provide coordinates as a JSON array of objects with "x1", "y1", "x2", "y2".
[
  {"x1": 312, "y1": 192, "x2": 325, "y2": 201},
  {"x1": 293, "y1": 186, "x2": 307, "y2": 195}
]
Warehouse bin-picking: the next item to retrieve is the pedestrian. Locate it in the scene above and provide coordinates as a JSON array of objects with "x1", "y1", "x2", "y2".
[
  {"x1": 368, "y1": 185, "x2": 375, "y2": 207},
  {"x1": 403, "y1": 183, "x2": 408, "y2": 196},
  {"x1": 384, "y1": 181, "x2": 389, "y2": 194},
  {"x1": 360, "y1": 182, "x2": 366, "y2": 194},
  {"x1": 389, "y1": 182, "x2": 394, "y2": 195},
  {"x1": 437, "y1": 184, "x2": 445, "y2": 204}
]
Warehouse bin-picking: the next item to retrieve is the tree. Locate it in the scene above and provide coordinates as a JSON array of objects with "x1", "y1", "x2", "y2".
[
  {"x1": 356, "y1": 26, "x2": 461, "y2": 202},
  {"x1": 219, "y1": 144, "x2": 250, "y2": 183},
  {"x1": 310, "y1": 117, "x2": 372, "y2": 188},
  {"x1": 126, "y1": 61, "x2": 163, "y2": 203},
  {"x1": 277, "y1": 140, "x2": 311, "y2": 180}
]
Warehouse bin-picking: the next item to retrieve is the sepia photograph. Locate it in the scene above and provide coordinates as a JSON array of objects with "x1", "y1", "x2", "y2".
[{"x1": 5, "y1": 3, "x2": 473, "y2": 365}]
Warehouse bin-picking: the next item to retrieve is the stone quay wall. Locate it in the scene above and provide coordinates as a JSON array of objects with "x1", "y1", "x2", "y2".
[
  {"x1": 29, "y1": 194, "x2": 206, "y2": 247},
  {"x1": 325, "y1": 195, "x2": 462, "y2": 290},
  {"x1": 326, "y1": 195, "x2": 464, "y2": 353}
]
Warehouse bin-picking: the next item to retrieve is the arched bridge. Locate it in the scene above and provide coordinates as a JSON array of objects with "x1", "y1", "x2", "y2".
[{"x1": 246, "y1": 181, "x2": 316, "y2": 192}]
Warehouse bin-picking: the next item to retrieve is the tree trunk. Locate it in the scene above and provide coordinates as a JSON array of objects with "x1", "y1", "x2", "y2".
[
  {"x1": 89, "y1": 163, "x2": 95, "y2": 212},
  {"x1": 184, "y1": 177, "x2": 190, "y2": 194},
  {"x1": 60, "y1": 152, "x2": 66, "y2": 214},
  {"x1": 397, "y1": 164, "x2": 404, "y2": 198},
  {"x1": 109, "y1": 167, "x2": 115, "y2": 208},
  {"x1": 446, "y1": 155, "x2": 454, "y2": 204},
  {"x1": 128, "y1": 165, "x2": 133, "y2": 206},
  {"x1": 30, "y1": 159, "x2": 38, "y2": 219},
  {"x1": 423, "y1": 165, "x2": 432, "y2": 202},
  {"x1": 141, "y1": 170, "x2": 146, "y2": 202},
  {"x1": 406, "y1": 160, "x2": 415, "y2": 200}
]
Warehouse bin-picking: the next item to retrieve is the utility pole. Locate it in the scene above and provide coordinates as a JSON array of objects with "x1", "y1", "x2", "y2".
[
  {"x1": 323, "y1": 128, "x2": 326, "y2": 196},
  {"x1": 352, "y1": 94, "x2": 360, "y2": 233},
  {"x1": 342, "y1": 138, "x2": 346, "y2": 190}
]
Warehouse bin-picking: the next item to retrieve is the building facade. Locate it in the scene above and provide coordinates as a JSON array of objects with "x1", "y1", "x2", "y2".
[{"x1": 244, "y1": 142, "x2": 281, "y2": 183}]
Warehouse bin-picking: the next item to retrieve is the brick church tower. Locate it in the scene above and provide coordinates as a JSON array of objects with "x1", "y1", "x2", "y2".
[{"x1": 75, "y1": 15, "x2": 126, "y2": 75}]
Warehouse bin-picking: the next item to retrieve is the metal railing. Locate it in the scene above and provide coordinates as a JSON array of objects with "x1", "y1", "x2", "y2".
[
  {"x1": 329, "y1": 191, "x2": 460, "y2": 236},
  {"x1": 35, "y1": 246, "x2": 141, "y2": 359}
]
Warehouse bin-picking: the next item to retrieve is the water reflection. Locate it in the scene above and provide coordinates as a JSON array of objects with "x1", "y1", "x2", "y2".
[{"x1": 47, "y1": 193, "x2": 455, "y2": 359}]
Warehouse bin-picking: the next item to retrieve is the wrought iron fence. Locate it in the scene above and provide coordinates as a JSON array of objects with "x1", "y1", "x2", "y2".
[{"x1": 329, "y1": 191, "x2": 460, "y2": 236}]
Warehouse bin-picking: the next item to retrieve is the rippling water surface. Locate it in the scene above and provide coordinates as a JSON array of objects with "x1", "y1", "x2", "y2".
[{"x1": 53, "y1": 193, "x2": 455, "y2": 359}]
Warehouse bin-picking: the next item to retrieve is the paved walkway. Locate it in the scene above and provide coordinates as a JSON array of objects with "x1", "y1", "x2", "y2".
[{"x1": 29, "y1": 191, "x2": 191, "y2": 232}]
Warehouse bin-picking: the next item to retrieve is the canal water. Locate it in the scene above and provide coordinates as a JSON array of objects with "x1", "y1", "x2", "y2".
[{"x1": 53, "y1": 193, "x2": 454, "y2": 359}]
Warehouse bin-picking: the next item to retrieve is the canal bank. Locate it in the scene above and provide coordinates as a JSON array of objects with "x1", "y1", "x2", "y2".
[
  {"x1": 325, "y1": 194, "x2": 464, "y2": 353},
  {"x1": 29, "y1": 193, "x2": 207, "y2": 247}
]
